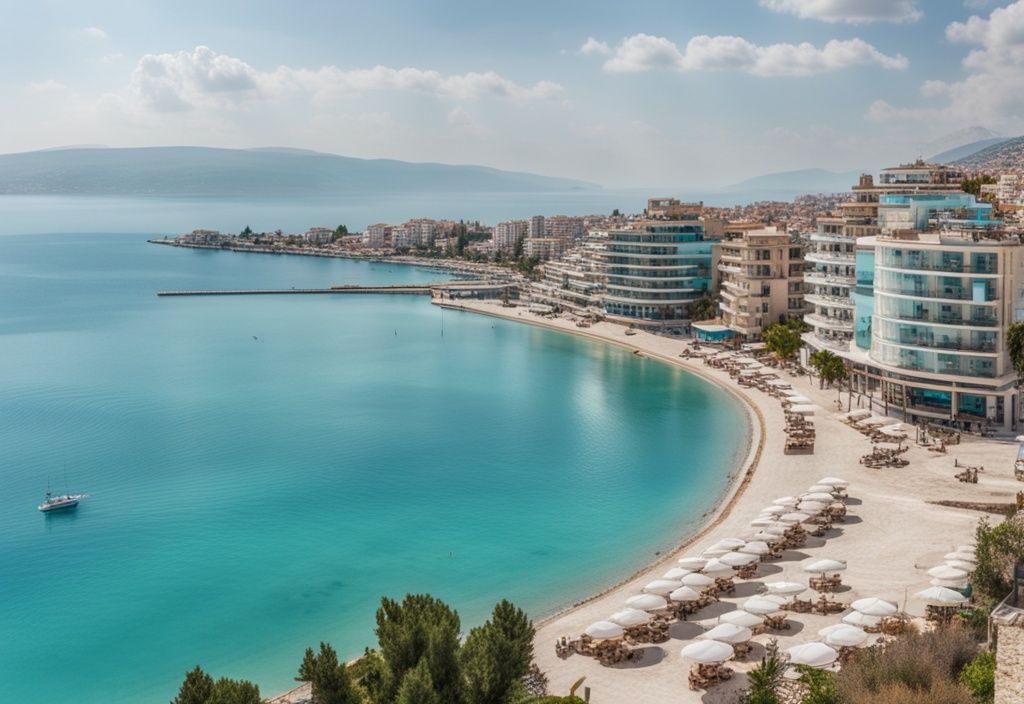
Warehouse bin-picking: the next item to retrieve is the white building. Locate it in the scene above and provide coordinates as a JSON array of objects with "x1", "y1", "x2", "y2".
[
  {"x1": 493, "y1": 220, "x2": 527, "y2": 254},
  {"x1": 528, "y1": 215, "x2": 546, "y2": 239},
  {"x1": 363, "y1": 223, "x2": 389, "y2": 248},
  {"x1": 304, "y1": 227, "x2": 334, "y2": 245}
]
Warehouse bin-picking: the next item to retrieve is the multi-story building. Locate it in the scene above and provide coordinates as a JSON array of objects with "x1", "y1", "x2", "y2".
[
  {"x1": 391, "y1": 226, "x2": 411, "y2": 249},
  {"x1": 363, "y1": 223, "x2": 389, "y2": 248},
  {"x1": 528, "y1": 215, "x2": 546, "y2": 239},
  {"x1": 716, "y1": 226, "x2": 806, "y2": 340},
  {"x1": 805, "y1": 162, "x2": 966, "y2": 352},
  {"x1": 524, "y1": 237, "x2": 563, "y2": 261},
  {"x1": 545, "y1": 215, "x2": 584, "y2": 245},
  {"x1": 647, "y1": 197, "x2": 692, "y2": 220},
  {"x1": 402, "y1": 220, "x2": 437, "y2": 247},
  {"x1": 493, "y1": 220, "x2": 528, "y2": 254},
  {"x1": 304, "y1": 227, "x2": 334, "y2": 245},
  {"x1": 529, "y1": 247, "x2": 606, "y2": 316},
  {"x1": 601, "y1": 205, "x2": 716, "y2": 327}
]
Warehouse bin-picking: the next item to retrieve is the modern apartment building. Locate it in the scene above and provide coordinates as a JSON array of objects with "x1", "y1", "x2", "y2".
[
  {"x1": 545, "y1": 215, "x2": 585, "y2": 245},
  {"x1": 363, "y1": 223, "x2": 389, "y2": 248},
  {"x1": 529, "y1": 248, "x2": 606, "y2": 316},
  {"x1": 304, "y1": 227, "x2": 334, "y2": 245},
  {"x1": 716, "y1": 226, "x2": 806, "y2": 340},
  {"x1": 528, "y1": 215, "x2": 546, "y2": 239},
  {"x1": 524, "y1": 237, "x2": 563, "y2": 261},
  {"x1": 493, "y1": 220, "x2": 527, "y2": 254}
]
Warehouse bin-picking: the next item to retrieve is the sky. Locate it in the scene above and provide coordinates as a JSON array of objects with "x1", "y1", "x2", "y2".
[{"x1": 3, "y1": 0, "x2": 1024, "y2": 187}]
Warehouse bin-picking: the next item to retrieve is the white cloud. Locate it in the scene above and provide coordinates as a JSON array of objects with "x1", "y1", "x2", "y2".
[
  {"x1": 579, "y1": 37, "x2": 611, "y2": 56},
  {"x1": 27, "y1": 80, "x2": 67, "y2": 93},
  {"x1": 602, "y1": 33, "x2": 906, "y2": 76},
  {"x1": 83, "y1": 26, "x2": 108, "y2": 40},
  {"x1": 869, "y1": 0, "x2": 1024, "y2": 132},
  {"x1": 759, "y1": 0, "x2": 922, "y2": 24},
  {"x1": 128, "y1": 46, "x2": 563, "y2": 113}
]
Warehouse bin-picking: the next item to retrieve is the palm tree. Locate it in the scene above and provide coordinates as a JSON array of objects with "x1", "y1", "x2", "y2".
[{"x1": 742, "y1": 652, "x2": 785, "y2": 704}]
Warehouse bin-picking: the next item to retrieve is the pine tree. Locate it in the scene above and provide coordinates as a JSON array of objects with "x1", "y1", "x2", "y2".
[
  {"x1": 395, "y1": 661, "x2": 441, "y2": 704},
  {"x1": 206, "y1": 678, "x2": 261, "y2": 704},
  {"x1": 171, "y1": 665, "x2": 214, "y2": 704}
]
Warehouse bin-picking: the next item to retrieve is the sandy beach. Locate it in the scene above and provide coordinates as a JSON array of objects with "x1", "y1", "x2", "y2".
[{"x1": 440, "y1": 299, "x2": 1019, "y2": 704}]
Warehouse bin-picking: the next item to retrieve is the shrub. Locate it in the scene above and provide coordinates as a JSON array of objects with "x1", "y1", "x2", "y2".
[
  {"x1": 959, "y1": 650, "x2": 996, "y2": 703},
  {"x1": 972, "y1": 515, "x2": 1024, "y2": 605}
]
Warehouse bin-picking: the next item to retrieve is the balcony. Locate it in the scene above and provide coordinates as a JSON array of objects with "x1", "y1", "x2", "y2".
[
  {"x1": 875, "y1": 285, "x2": 996, "y2": 303},
  {"x1": 874, "y1": 311, "x2": 999, "y2": 328},
  {"x1": 804, "y1": 292, "x2": 855, "y2": 309},
  {"x1": 805, "y1": 313, "x2": 854, "y2": 331},
  {"x1": 809, "y1": 232, "x2": 853, "y2": 244},
  {"x1": 876, "y1": 260, "x2": 998, "y2": 276},
  {"x1": 805, "y1": 251, "x2": 855, "y2": 265},
  {"x1": 804, "y1": 272, "x2": 855, "y2": 287},
  {"x1": 877, "y1": 334, "x2": 998, "y2": 354}
]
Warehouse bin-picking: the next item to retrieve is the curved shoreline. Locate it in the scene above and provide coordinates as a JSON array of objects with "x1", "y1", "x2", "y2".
[{"x1": 434, "y1": 300, "x2": 766, "y2": 628}]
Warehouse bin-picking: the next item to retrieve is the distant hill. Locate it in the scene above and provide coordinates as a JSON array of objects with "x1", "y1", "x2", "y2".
[
  {"x1": 0, "y1": 146, "x2": 598, "y2": 196},
  {"x1": 929, "y1": 137, "x2": 1008, "y2": 164},
  {"x1": 952, "y1": 136, "x2": 1024, "y2": 172},
  {"x1": 919, "y1": 127, "x2": 1001, "y2": 162},
  {"x1": 722, "y1": 168, "x2": 863, "y2": 198}
]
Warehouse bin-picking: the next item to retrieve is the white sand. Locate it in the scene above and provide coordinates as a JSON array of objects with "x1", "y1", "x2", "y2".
[{"x1": 443, "y1": 300, "x2": 1019, "y2": 704}]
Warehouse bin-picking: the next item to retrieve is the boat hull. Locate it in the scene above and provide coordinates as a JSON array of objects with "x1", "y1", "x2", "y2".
[{"x1": 38, "y1": 499, "x2": 80, "y2": 512}]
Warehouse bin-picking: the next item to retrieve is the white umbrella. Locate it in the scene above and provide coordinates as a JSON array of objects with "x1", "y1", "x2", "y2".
[
  {"x1": 609, "y1": 608, "x2": 652, "y2": 628},
  {"x1": 625, "y1": 594, "x2": 668, "y2": 612},
  {"x1": 681, "y1": 573, "x2": 716, "y2": 588},
  {"x1": 808, "y1": 484, "x2": 840, "y2": 494},
  {"x1": 945, "y1": 560, "x2": 976, "y2": 572},
  {"x1": 678, "y1": 557, "x2": 708, "y2": 571},
  {"x1": 750, "y1": 517, "x2": 778, "y2": 528},
  {"x1": 927, "y1": 565, "x2": 968, "y2": 581},
  {"x1": 759, "y1": 525, "x2": 788, "y2": 536},
  {"x1": 787, "y1": 642, "x2": 839, "y2": 668},
  {"x1": 765, "y1": 581, "x2": 807, "y2": 596},
  {"x1": 720, "y1": 551, "x2": 759, "y2": 567},
  {"x1": 701, "y1": 548, "x2": 730, "y2": 559},
  {"x1": 750, "y1": 531, "x2": 783, "y2": 543},
  {"x1": 669, "y1": 586, "x2": 703, "y2": 603},
  {"x1": 944, "y1": 551, "x2": 976, "y2": 563},
  {"x1": 804, "y1": 559, "x2": 847, "y2": 574},
  {"x1": 818, "y1": 477, "x2": 849, "y2": 488},
  {"x1": 763, "y1": 594, "x2": 792, "y2": 606},
  {"x1": 740, "y1": 541, "x2": 771, "y2": 556},
  {"x1": 761, "y1": 504, "x2": 786, "y2": 515},
  {"x1": 931, "y1": 578, "x2": 969, "y2": 589},
  {"x1": 797, "y1": 501, "x2": 828, "y2": 514},
  {"x1": 822, "y1": 625, "x2": 869, "y2": 648},
  {"x1": 957, "y1": 544, "x2": 976, "y2": 553},
  {"x1": 786, "y1": 396, "x2": 812, "y2": 405},
  {"x1": 843, "y1": 611, "x2": 881, "y2": 628},
  {"x1": 584, "y1": 621, "x2": 624, "y2": 640},
  {"x1": 789, "y1": 404, "x2": 816, "y2": 415},
  {"x1": 742, "y1": 598, "x2": 783, "y2": 615},
  {"x1": 773, "y1": 496, "x2": 800, "y2": 507},
  {"x1": 851, "y1": 598, "x2": 897, "y2": 617},
  {"x1": 803, "y1": 492, "x2": 836, "y2": 503},
  {"x1": 720, "y1": 610, "x2": 764, "y2": 628},
  {"x1": 709, "y1": 538, "x2": 747, "y2": 551},
  {"x1": 700, "y1": 623, "x2": 753, "y2": 644},
  {"x1": 663, "y1": 567, "x2": 692, "y2": 580},
  {"x1": 915, "y1": 586, "x2": 968, "y2": 606},
  {"x1": 702, "y1": 559, "x2": 735, "y2": 576},
  {"x1": 643, "y1": 579, "x2": 682, "y2": 596},
  {"x1": 779, "y1": 512, "x2": 811, "y2": 524},
  {"x1": 681, "y1": 640, "x2": 734, "y2": 664}
]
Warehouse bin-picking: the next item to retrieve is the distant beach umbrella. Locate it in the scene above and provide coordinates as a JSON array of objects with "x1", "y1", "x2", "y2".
[
  {"x1": 750, "y1": 531, "x2": 782, "y2": 543},
  {"x1": 760, "y1": 505, "x2": 787, "y2": 515},
  {"x1": 699, "y1": 623, "x2": 752, "y2": 644},
  {"x1": 803, "y1": 559, "x2": 847, "y2": 574},
  {"x1": 807, "y1": 484, "x2": 839, "y2": 494},
  {"x1": 915, "y1": 586, "x2": 968, "y2": 606},
  {"x1": 945, "y1": 559, "x2": 976, "y2": 572},
  {"x1": 818, "y1": 477, "x2": 849, "y2": 488},
  {"x1": 742, "y1": 597, "x2": 783, "y2": 615},
  {"x1": 956, "y1": 545, "x2": 977, "y2": 555},
  {"x1": 750, "y1": 517, "x2": 778, "y2": 528},
  {"x1": 822, "y1": 625, "x2": 869, "y2": 648},
  {"x1": 842, "y1": 611, "x2": 881, "y2": 628},
  {"x1": 786, "y1": 396, "x2": 812, "y2": 405},
  {"x1": 802, "y1": 492, "x2": 836, "y2": 503},
  {"x1": 787, "y1": 642, "x2": 839, "y2": 668},
  {"x1": 762, "y1": 594, "x2": 791, "y2": 606},
  {"x1": 797, "y1": 501, "x2": 828, "y2": 514},
  {"x1": 720, "y1": 551, "x2": 759, "y2": 567},
  {"x1": 709, "y1": 538, "x2": 747, "y2": 551},
  {"x1": 773, "y1": 496, "x2": 800, "y2": 507},
  {"x1": 931, "y1": 577, "x2": 969, "y2": 589},
  {"x1": 681, "y1": 640, "x2": 734, "y2": 664},
  {"x1": 927, "y1": 565, "x2": 968, "y2": 581},
  {"x1": 663, "y1": 567, "x2": 692, "y2": 580},
  {"x1": 740, "y1": 541, "x2": 771, "y2": 556},
  {"x1": 681, "y1": 572, "x2": 716, "y2": 588},
  {"x1": 720, "y1": 611, "x2": 764, "y2": 628},
  {"x1": 609, "y1": 608, "x2": 651, "y2": 628},
  {"x1": 625, "y1": 594, "x2": 668, "y2": 612},
  {"x1": 678, "y1": 557, "x2": 708, "y2": 571},
  {"x1": 779, "y1": 512, "x2": 811, "y2": 524},
  {"x1": 584, "y1": 621, "x2": 624, "y2": 640},
  {"x1": 944, "y1": 551, "x2": 976, "y2": 563},
  {"x1": 765, "y1": 581, "x2": 807, "y2": 596},
  {"x1": 669, "y1": 586, "x2": 703, "y2": 603},
  {"x1": 850, "y1": 598, "x2": 898, "y2": 616},
  {"x1": 701, "y1": 559, "x2": 735, "y2": 576},
  {"x1": 759, "y1": 525, "x2": 788, "y2": 536},
  {"x1": 643, "y1": 579, "x2": 683, "y2": 596}
]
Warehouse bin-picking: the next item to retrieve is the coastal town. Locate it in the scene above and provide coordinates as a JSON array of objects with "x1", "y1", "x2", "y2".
[{"x1": 159, "y1": 160, "x2": 1024, "y2": 703}]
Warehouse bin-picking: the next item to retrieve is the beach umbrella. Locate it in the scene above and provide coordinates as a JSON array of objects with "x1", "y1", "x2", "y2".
[
  {"x1": 700, "y1": 623, "x2": 752, "y2": 644},
  {"x1": 759, "y1": 525, "x2": 788, "y2": 536},
  {"x1": 808, "y1": 484, "x2": 839, "y2": 494},
  {"x1": 701, "y1": 548, "x2": 730, "y2": 559},
  {"x1": 843, "y1": 611, "x2": 881, "y2": 628},
  {"x1": 750, "y1": 517, "x2": 778, "y2": 528},
  {"x1": 669, "y1": 586, "x2": 703, "y2": 603},
  {"x1": 720, "y1": 551, "x2": 759, "y2": 567},
  {"x1": 702, "y1": 559, "x2": 734, "y2": 576},
  {"x1": 761, "y1": 504, "x2": 787, "y2": 515},
  {"x1": 585, "y1": 621, "x2": 624, "y2": 640},
  {"x1": 763, "y1": 594, "x2": 791, "y2": 606},
  {"x1": 786, "y1": 395, "x2": 812, "y2": 405},
  {"x1": 773, "y1": 496, "x2": 800, "y2": 507},
  {"x1": 742, "y1": 598, "x2": 783, "y2": 615},
  {"x1": 625, "y1": 594, "x2": 668, "y2": 612},
  {"x1": 750, "y1": 531, "x2": 782, "y2": 543},
  {"x1": 927, "y1": 565, "x2": 968, "y2": 581},
  {"x1": 765, "y1": 581, "x2": 807, "y2": 596},
  {"x1": 818, "y1": 477, "x2": 849, "y2": 488},
  {"x1": 681, "y1": 573, "x2": 716, "y2": 588},
  {"x1": 797, "y1": 501, "x2": 828, "y2": 514},
  {"x1": 779, "y1": 512, "x2": 811, "y2": 524},
  {"x1": 804, "y1": 559, "x2": 847, "y2": 574},
  {"x1": 643, "y1": 579, "x2": 682, "y2": 596},
  {"x1": 678, "y1": 557, "x2": 708, "y2": 571},
  {"x1": 787, "y1": 642, "x2": 839, "y2": 668},
  {"x1": 802, "y1": 492, "x2": 836, "y2": 503},
  {"x1": 931, "y1": 578, "x2": 969, "y2": 589},
  {"x1": 740, "y1": 541, "x2": 771, "y2": 556},
  {"x1": 822, "y1": 625, "x2": 869, "y2": 648},
  {"x1": 915, "y1": 586, "x2": 969, "y2": 606},
  {"x1": 720, "y1": 610, "x2": 764, "y2": 628},
  {"x1": 944, "y1": 551, "x2": 977, "y2": 563},
  {"x1": 609, "y1": 608, "x2": 651, "y2": 628},
  {"x1": 957, "y1": 544, "x2": 976, "y2": 553},
  {"x1": 709, "y1": 538, "x2": 747, "y2": 551},
  {"x1": 681, "y1": 640, "x2": 734, "y2": 664},
  {"x1": 851, "y1": 598, "x2": 898, "y2": 616},
  {"x1": 945, "y1": 559, "x2": 976, "y2": 572},
  {"x1": 663, "y1": 567, "x2": 692, "y2": 580}
]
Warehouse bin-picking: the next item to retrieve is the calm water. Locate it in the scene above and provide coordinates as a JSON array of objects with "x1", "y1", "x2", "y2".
[{"x1": 0, "y1": 231, "x2": 748, "y2": 703}]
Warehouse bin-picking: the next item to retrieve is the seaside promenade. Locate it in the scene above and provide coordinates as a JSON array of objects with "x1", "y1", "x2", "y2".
[{"x1": 440, "y1": 299, "x2": 1019, "y2": 704}]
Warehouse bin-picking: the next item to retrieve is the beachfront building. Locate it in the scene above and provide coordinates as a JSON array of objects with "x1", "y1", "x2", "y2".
[
  {"x1": 805, "y1": 162, "x2": 966, "y2": 352},
  {"x1": 405, "y1": 220, "x2": 437, "y2": 247},
  {"x1": 363, "y1": 223, "x2": 389, "y2": 248},
  {"x1": 716, "y1": 226, "x2": 806, "y2": 340},
  {"x1": 529, "y1": 248, "x2": 606, "y2": 316},
  {"x1": 600, "y1": 205, "x2": 715, "y2": 328},
  {"x1": 391, "y1": 226, "x2": 411, "y2": 249},
  {"x1": 525, "y1": 237, "x2": 563, "y2": 261},
  {"x1": 304, "y1": 227, "x2": 334, "y2": 245},
  {"x1": 493, "y1": 220, "x2": 528, "y2": 254}
]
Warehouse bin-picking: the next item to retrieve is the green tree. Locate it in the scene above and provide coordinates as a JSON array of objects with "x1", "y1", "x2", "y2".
[
  {"x1": 240, "y1": 225, "x2": 253, "y2": 237},
  {"x1": 961, "y1": 175, "x2": 996, "y2": 197},
  {"x1": 741, "y1": 652, "x2": 785, "y2": 704},
  {"x1": 297, "y1": 642, "x2": 360, "y2": 704},
  {"x1": 461, "y1": 600, "x2": 535, "y2": 704},
  {"x1": 298, "y1": 646, "x2": 317, "y2": 682},
  {"x1": 396, "y1": 661, "x2": 441, "y2": 704},
  {"x1": 206, "y1": 678, "x2": 261, "y2": 704},
  {"x1": 809, "y1": 349, "x2": 848, "y2": 390},
  {"x1": 1007, "y1": 321, "x2": 1024, "y2": 379},
  {"x1": 959, "y1": 650, "x2": 995, "y2": 703},
  {"x1": 611, "y1": 208, "x2": 621, "y2": 217},
  {"x1": 688, "y1": 295, "x2": 718, "y2": 322},
  {"x1": 763, "y1": 320, "x2": 805, "y2": 363},
  {"x1": 172, "y1": 666, "x2": 214, "y2": 704},
  {"x1": 333, "y1": 224, "x2": 349, "y2": 241},
  {"x1": 796, "y1": 665, "x2": 839, "y2": 704},
  {"x1": 972, "y1": 515, "x2": 1024, "y2": 605}
]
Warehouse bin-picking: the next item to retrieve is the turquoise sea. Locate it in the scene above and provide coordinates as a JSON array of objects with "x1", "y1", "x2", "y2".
[{"x1": 0, "y1": 225, "x2": 749, "y2": 702}]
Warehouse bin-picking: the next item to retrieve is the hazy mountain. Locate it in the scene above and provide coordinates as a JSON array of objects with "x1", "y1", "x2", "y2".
[
  {"x1": 722, "y1": 168, "x2": 863, "y2": 198},
  {"x1": 919, "y1": 127, "x2": 1001, "y2": 161},
  {"x1": 952, "y1": 136, "x2": 1024, "y2": 171},
  {"x1": 0, "y1": 146, "x2": 598, "y2": 196},
  {"x1": 929, "y1": 137, "x2": 1008, "y2": 164}
]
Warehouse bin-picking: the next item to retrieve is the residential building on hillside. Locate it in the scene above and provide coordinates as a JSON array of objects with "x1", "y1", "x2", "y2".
[
  {"x1": 493, "y1": 220, "x2": 527, "y2": 254},
  {"x1": 524, "y1": 237, "x2": 563, "y2": 261},
  {"x1": 716, "y1": 226, "x2": 806, "y2": 340},
  {"x1": 304, "y1": 227, "x2": 334, "y2": 244},
  {"x1": 647, "y1": 197, "x2": 693, "y2": 220},
  {"x1": 363, "y1": 223, "x2": 389, "y2": 248},
  {"x1": 528, "y1": 215, "x2": 546, "y2": 238},
  {"x1": 545, "y1": 215, "x2": 584, "y2": 245}
]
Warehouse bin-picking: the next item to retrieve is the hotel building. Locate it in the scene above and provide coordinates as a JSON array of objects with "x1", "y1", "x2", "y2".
[{"x1": 493, "y1": 220, "x2": 527, "y2": 254}]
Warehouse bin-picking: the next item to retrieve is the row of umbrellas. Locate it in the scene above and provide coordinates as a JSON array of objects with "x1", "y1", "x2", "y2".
[{"x1": 916, "y1": 542, "x2": 975, "y2": 606}]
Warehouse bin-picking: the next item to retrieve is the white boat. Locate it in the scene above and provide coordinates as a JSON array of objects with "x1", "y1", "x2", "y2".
[{"x1": 38, "y1": 490, "x2": 85, "y2": 512}]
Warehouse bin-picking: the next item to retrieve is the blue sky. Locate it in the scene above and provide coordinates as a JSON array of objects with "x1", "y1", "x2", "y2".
[{"x1": 3, "y1": 0, "x2": 1023, "y2": 186}]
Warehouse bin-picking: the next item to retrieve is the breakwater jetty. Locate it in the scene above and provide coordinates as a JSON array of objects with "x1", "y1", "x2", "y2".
[{"x1": 157, "y1": 285, "x2": 433, "y2": 297}]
